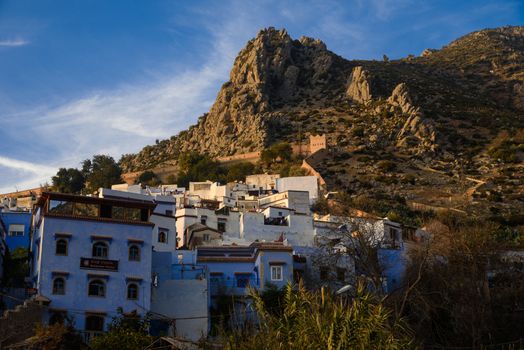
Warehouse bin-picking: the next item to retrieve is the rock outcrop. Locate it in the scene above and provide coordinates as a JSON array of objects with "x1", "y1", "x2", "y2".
[
  {"x1": 387, "y1": 83, "x2": 420, "y2": 116},
  {"x1": 346, "y1": 66, "x2": 373, "y2": 103},
  {"x1": 387, "y1": 83, "x2": 437, "y2": 153}
]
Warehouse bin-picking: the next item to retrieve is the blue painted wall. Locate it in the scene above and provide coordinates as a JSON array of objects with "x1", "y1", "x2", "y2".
[
  {"x1": 378, "y1": 248, "x2": 408, "y2": 293},
  {"x1": 33, "y1": 215, "x2": 153, "y2": 332},
  {"x1": 1, "y1": 211, "x2": 32, "y2": 252}
]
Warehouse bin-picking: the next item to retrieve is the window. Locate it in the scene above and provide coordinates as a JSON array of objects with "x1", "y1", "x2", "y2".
[
  {"x1": 8, "y1": 224, "x2": 24, "y2": 236},
  {"x1": 210, "y1": 272, "x2": 224, "y2": 284},
  {"x1": 127, "y1": 283, "x2": 138, "y2": 300},
  {"x1": 236, "y1": 274, "x2": 251, "y2": 288},
  {"x1": 320, "y1": 267, "x2": 329, "y2": 281},
  {"x1": 278, "y1": 211, "x2": 283, "y2": 217},
  {"x1": 336, "y1": 268, "x2": 346, "y2": 282},
  {"x1": 200, "y1": 218, "x2": 207, "y2": 225},
  {"x1": 55, "y1": 239, "x2": 68, "y2": 256},
  {"x1": 158, "y1": 231, "x2": 167, "y2": 243},
  {"x1": 165, "y1": 210, "x2": 173, "y2": 216},
  {"x1": 128, "y1": 245, "x2": 140, "y2": 261},
  {"x1": 271, "y1": 265, "x2": 283, "y2": 281},
  {"x1": 203, "y1": 234, "x2": 210, "y2": 242},
  {"x1": 217, "y1": 221, "x2": 226, "y2": 233},
  {"x1": 85, "y1": 315, "x2": 105, "y2": 331},
  {"x1": 88, "y1": 280, "x2": 106, "y2": 297},
  {"x1": 49, "y1": 200, "x2": 73, "y2": 215},
  {"x1": 389, "y1": 228, "x2": 399, "y2": 241},
  {"x1": 52, "y1": 277, "x2": 65, "y2": 295},
  {"x1": 73, "y1": 203, "x2": 99, "y2": 217},
  {"x1": 92, "y1": 242, "x2": 108, "y2": 258}
]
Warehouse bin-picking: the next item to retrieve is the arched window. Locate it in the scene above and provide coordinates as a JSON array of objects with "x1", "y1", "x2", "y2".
[
  {"x1": 92, "y1": 242, "x2": 108, "y2": 258},
  {"x1": 127, "y1": 283, "x2": 138, "y2": 300},
  {"x1": 128, "y1": 245, "x2": 140, "y2": 261},
  {"x1": 158, "y1": 231, "x2": 167, "y2": 243},
  {"x1": 55, "y1": 239, "x2": 68, "y2": 255},
  {"x1": 52, "y1": 277, "x2": 65, "y2": 295},
  {"x1": 88, "y1": 279, "x2": 106, "y2": 297},
  {"x1": 85, "y1": 315, "x2": 105, "y2": 332}
]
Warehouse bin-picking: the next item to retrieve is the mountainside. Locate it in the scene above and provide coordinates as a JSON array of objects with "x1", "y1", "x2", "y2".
[{"x1": 120, "y1": 26, "x2": 524, "y2": 219}]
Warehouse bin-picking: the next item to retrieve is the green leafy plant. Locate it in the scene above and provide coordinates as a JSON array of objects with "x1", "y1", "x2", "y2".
[{"x1": 222, "y1": 283, "x2": 414, "y2": 349}]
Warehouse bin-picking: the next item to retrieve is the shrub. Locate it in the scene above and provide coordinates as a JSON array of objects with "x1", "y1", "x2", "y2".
[
  {"x1": 377, "y1": 160, "x2": 397, "y2": 172},
  {"x1": 221, "y1": 284, "x2": 415, "y2": 349}
]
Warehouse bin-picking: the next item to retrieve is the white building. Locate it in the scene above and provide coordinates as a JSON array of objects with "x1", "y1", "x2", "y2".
[
  {"x1": 258, "y1": 190, "x2": 311, "y2": 214},
  {"x1": 276, "y1": 176, "x2": 319, "y2": 204},
  {"x1": 175, "y1": 205, "x2": 315, "y2": 247},
  {"x1": 245, "y1": 174, "x2": 280, "y2": 192}
]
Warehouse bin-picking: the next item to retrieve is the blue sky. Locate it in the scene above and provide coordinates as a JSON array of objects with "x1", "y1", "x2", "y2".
[{"x1": 0, "y1": 0, "x2": 522, "y2": 192}]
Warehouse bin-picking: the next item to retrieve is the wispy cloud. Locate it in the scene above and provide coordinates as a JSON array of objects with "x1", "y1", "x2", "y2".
[
  {"x1": 0, "y1": 38, "x2": 29, "y2": 47},
  {"x1": 0, "y1": 156, "x2": 56, "y2": 193}
]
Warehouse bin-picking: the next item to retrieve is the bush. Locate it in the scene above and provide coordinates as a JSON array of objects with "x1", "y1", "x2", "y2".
[
  {"x1": 221, "y1": 284, "x2": 414, "y2": 349},
  {"x1": 138, "y1": 170, "x2": 160, "y2": 186},
  {"x1": 90, "y1": 309, "x2": 153, "y2": 350},
  {"x1": 352, "y1": 126, "x2": 365, "y2": 137},
  {"x1": 377, "y1": 160, "x2": 397, "y2": 172}
]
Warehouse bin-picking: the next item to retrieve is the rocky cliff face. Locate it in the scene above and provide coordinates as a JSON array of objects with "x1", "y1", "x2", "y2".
[
  {"x1": 346, "y1": 66, "x2": 373, "y2": 104},
  {"x1": 120, "y1": 26, "x2": 524, "y2": 172}
]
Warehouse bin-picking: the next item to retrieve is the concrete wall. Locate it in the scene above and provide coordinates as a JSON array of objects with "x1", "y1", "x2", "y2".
[
  {"x1": 176, "y1": 208, "x2": 241, "y2": 244},
  {"x1": 151, "y1": 214, "x2": 177, "y2": 252},
  {"x1": 301, "y1": 149, "x2": 329, "y2": 187},
  {"x1": 258, "y1": 191, "x2": 310, "y2": 214},
  {"x1": 256, "y1": 250, "x2": 293, "y2": 289},
  {"x1": 276, "y1": 177, "x2": 319, "y2": 204},
  {"x1": 33, "y1": 216, "x2": 153, "y2": 331},
  {"x1": 216, "y1": 151, "x2": 262, "y2": 164},
  {"x1": 151, "y1": 279, "x2": 209, "y2": 342},
  {"x1": 245, "y1": 174, "x2": 280, "y2": 191},
  {"x1": 241, "y1": 212, "x2": 314, "y2": 246},
  {"x1": 378, "y1": 248, "x2": 408, "y2": 293}
]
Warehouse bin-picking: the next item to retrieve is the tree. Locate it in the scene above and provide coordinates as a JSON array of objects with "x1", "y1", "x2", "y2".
[
  {"x1": 225, "y1": 162, "x2": 255, "y2": 182},
  {"x1": 52, "y1": 168, "x2": 85, "y2": 193},
  {"x1": 90, "y1": 309, "x2": 153, "y2": 350},
  {"x1": 51, "y1": 168, "x2": 83, "y2": 193},
  {"x1": 401, "y1": 220, "x2": 524, "y2": 347},
  {"x1": 82, "y1": 155, "x2": 122, "y2": 193},
  {"x1": 222, "y1": 283, "x2": 414, "y2": 349},
  {"x1": 261, "y1": 142, "x2": 293, "y2": 165},
  {"x1": 138, "y1": 170, "x2": 160, "y2": 186},
  {"x1": 2, "y1": 247, "x2": 29, "y2": 287},
  {"x1": 175, "y1": 152, "x2": 227, "y2": 187}
]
